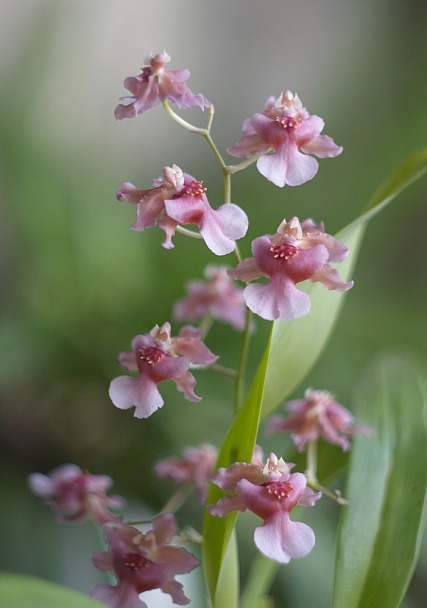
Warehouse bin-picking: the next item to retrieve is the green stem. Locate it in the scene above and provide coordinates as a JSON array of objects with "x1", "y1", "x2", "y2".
[
  {"x1": 126, "y1": 485, "x2": 192, "y2": 526},
  {"x1": 228, "y1": 153, "x2": 264, "y2": 174},
  {"x1": 176, "y1": 225, "x2": 204, "y2": 240},
  {"x1": 241, "y1": 552, "x2": 279, "y2": 608},
  {"x1": 305, "y1": 440, "x2": 348, "y2": 505}
]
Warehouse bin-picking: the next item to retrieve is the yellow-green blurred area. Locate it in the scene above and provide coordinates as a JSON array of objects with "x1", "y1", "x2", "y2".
[{"x1": 1, "y1": 1, "x2": 426, "y2": 606}]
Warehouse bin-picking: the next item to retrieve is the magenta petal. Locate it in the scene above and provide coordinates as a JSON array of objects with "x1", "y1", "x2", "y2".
[
  {"x1": 90, "y1": 583, "x2": 147, "y2": 608},
  {"x1": 210, "y1": 462, "x2": 267, "y2": 491},
  {"x1": 173, "y1": 371, "x2": 201, "y2": 402},
  {"x1": 109, "y1": 375, "x2": 164, "y2": 418},
  {"x1": 207, "y1": 493, "x2": 247, "y2": 517},
  {"x1": 254, "y1": 514, "x2": 315, "y2": 563}
]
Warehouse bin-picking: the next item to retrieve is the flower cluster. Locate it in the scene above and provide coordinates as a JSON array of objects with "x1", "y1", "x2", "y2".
[{"x1": 27, "y1": 51, "x2": 373, "y2": 608}]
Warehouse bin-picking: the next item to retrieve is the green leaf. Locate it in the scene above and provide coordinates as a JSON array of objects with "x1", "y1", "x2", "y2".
[
  {"x1": 212, "y1": 530, "x2": 239, "y2": 608},
  {"x1": 260, "y1": 146, "x2": 427, "y2": 418},
  {"x1": 202, "y1": 339, "x2": 271, "y2": 605},
  {"x1": 332, "y1": 351, "x2": 427, "y2": 608},
  {"x1": 0, "y1": 573, "x2": 104, "y2": 608}
]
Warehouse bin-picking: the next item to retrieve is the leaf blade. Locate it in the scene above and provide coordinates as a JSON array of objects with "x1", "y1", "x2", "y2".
[
  {"x1": 202, "y1": 340, "x2": 271, "y2": 604},
  {"x1": 0, "y1": 574, "x2": 104, "y2": 608},
  {"x1": 333, "y1": 351, "x2": 427, "y2": 608}
]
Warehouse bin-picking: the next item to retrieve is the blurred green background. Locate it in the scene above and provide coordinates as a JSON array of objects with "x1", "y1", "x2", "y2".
[{"x1": 1, "y1": 1, "x2": 426, "y2": 606}]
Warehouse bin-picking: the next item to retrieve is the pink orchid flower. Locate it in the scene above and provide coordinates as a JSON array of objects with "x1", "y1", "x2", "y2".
[
  {"x1": 208, "y1": 448, "x2": 321, "y2": 563},
  {"x1": 115, "y1": 51, "x2": 209, "y2": 119},
  {"x1": 173, "y1": 265, "x2": 247, "y2": 330},
  {"x1": 228, "y1": 90, "x2": 342, "y2": 187},
  {"x1": 228, "y1": 217, "x2": 353, "y2": 321},
  {"x1": 155, "y1": 443, "x2": 218, "y2": 502},
  {"x1": 117, "y1": 165, "x2": 248, "y2": 255},
  {"x1": 109, "y1": 322, "x2": 218, "y2": 419},
  {"x1": 268, "y1": 388, "x2": 372, "y2": 451},
  {"x1": 27, "y1": 464, "x2": 125, "y2": 525},
  {"x1": 90, "y1": 515, "x2": 199, "y2": 608}
]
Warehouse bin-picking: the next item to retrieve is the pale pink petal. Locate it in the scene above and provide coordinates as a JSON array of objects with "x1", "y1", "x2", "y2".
[
  {"x1": 228, "y1": 257, "x2": 265, "y2": 282},
  {"x1": 108, "y1": 375, "x2": 163, "y2": 418},
  {"x1": 294, "y1": 115, "x2": 325, "y2": 147},
  {"x1": 27, "y1": 473, "x2": 54, "y2": 497},
  {"x1": 198, "y1": 208, "x2": 243, "y2": 256},
  {"x1": 243, "y1": 277, "x2": 311, "y2": 321},
  {"x1": 301, "y1": 134, "x2": 343, "y2": 158},
  {"x1": 210, "y1": 462, "x2": 266, "y2": 491},
  {"x1": 254, "y1": 514, "x2": 315, "y2": 563},
  {"x1": 257, "y1": 142, "x2": 319, "y2": 187},
  {"x1": 227, "y1": 132, "x2": 270, "y2": 158},
  {"x1": 310, "y1": 264, "x2": 353, "y2": 291},
  {"x1": 172, "y1": 326, "x2": 218, "y2": 364},
  {"x1": 152, "y1": 512, "x2": 177, "y2": 545}
]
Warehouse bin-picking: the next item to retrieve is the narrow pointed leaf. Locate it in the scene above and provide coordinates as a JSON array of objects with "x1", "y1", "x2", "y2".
[
  {"x1": 203, "y1": 340, "x2": 271, "y2": 604},
  {"x1": 260, "y1": 146, "x2": 427, "y2": 418},
  {"x1": 0, "y1": 574, "x2": 104, "y2": 608},
  {"x1": 333, "y1": 352, "x2": 427, "y2": 608}
]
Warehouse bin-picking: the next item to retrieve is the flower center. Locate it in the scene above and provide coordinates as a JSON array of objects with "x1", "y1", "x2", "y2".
[
  {"x1": 270, "y1": 243, "x2": 298, "y2": 260},
  {"x1": 138, "y1": 346, "x2": 166, "y2": 365},
  {"x1": 180, "y1": 180, "x2": 207, "y2": 199},
  {"x1": 123, "y1": 551, "x2": 150, "y2": 571},
  {"x1": 266, "y1": 481, "x2": 294, "y2": 501},
  {"x1": 275, "y1": 115, "x2": 301, "y2": 130}
]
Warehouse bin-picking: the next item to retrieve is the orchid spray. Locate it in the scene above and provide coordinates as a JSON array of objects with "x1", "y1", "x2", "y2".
[{"x1": 28, "y1": 51, "x2": 427, "y2": 608}]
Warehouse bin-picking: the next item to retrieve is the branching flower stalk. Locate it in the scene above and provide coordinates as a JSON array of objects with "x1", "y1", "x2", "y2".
[{"x1": 28, "y1": 51, "x2": 372, "y2": 608}]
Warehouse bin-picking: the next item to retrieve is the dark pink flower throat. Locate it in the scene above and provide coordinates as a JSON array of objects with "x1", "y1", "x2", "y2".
[
  {"x1": 123, "y1": 552, "x2": 150, "y2": 571},
  {"x1": 270, "y1": 243, "x2": 298, "y2": 261},
  {"x1": 180, "y1": 180, "x2": 207, "y2": 199},
  {"x1": 138, "y1": 346, "x2": 166, "y2": 365}
]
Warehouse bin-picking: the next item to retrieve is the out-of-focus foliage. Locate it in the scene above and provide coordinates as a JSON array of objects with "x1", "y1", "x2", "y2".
[{"x1": 1, "y1": 1, "x2": 427, "y2": 606}]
